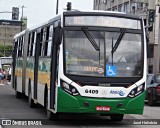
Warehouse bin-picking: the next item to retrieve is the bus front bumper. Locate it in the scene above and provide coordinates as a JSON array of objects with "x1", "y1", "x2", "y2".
[{"x1": 57, "y1": 88, "x2": 145, "y2": 114}]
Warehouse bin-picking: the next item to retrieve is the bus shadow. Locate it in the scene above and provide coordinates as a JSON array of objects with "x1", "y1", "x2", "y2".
[
  {"x1": 42, "y1": 113, "x2": 131, "y2": 126},
  {"x1": 15, "y1": 93, "x2": 131, "y2": 126}
]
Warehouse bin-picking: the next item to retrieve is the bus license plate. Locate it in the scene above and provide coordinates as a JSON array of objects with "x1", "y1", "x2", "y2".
[{"x1": 96, "y1": 106, "x2": 110, "y2": 111}]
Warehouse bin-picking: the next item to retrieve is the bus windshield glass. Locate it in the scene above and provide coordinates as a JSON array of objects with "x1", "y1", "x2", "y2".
[
  {"x1": 64, "y1": 29, "x2": 142, "y2": 77},
  {"x1": 64, "y1": 16, "x2": 142, "y2": 77}
]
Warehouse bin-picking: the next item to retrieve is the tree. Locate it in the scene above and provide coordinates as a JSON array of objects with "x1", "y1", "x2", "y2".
[{"x1": 0, "y1": 44, "x2": 13, "y2": 57}]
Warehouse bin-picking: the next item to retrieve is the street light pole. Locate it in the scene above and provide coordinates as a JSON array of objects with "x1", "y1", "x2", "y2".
[
  {"x1": 19, "y1": 5, "x2": 26, "y2": 31},
  {"x1": 4, "y1": 27, "x2": 6, "y2": 57},
  {"x1": 56, "y1": 0, "x2": 59, "y2": 14},
  {"x1": 21, "y1": 5, "x2": 24, "y2": 31}
]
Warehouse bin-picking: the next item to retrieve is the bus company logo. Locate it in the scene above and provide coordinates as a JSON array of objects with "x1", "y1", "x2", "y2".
[
  {"x1": 102, "y1": 90, "x2": 107, "y2": 95},
  {"x1": 110, "y1": 90, "x2": 125, "y2": 96}
]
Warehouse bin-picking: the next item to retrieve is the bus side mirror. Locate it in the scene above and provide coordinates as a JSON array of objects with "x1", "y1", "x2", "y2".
[{"x1": 54, "y1": 27, "x2": 63, "y2": 46}]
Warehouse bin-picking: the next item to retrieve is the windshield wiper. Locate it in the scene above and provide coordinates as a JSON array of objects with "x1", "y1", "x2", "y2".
[
  {"x1": 111, "y1": 28, "x2": 126, "y2": 54},
  {"x1": 82, "y1": 27, "x2": 100, "y2": 51}
]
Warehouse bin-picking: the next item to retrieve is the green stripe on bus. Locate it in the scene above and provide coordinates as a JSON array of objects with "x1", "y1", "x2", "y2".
[{"x1": 57, "y1": 87, "x2": 145, "y2": 114}]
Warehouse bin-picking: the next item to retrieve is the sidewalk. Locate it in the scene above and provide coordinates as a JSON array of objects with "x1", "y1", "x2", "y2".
[{"x1": 0, "y1": 82, "x2": 11, "y2": 86}]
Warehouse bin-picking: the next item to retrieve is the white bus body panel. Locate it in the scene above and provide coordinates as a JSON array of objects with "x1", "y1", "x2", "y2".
[
  {"x1": 16, "y1": 76, "x2": 22, "y2": 93},
  {"x1": 37, "y1": 83, "x2": 45, "y2": 106},
  {"x1": 25, "y1": 78, "x2": 29, "y2": 96}
]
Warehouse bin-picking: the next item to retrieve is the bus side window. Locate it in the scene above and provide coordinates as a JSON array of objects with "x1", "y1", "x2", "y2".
[
  {"x1": 21, "y1": 36, "x2": 24, "y2": 57},
  {"x1": 18, "y1": 37, "x2": 21, "y2": 57},
  {"x1": 14, "y1": 39, "x2": 18, "y2": 57},
  {"x1": 27, "y1": 34, "x2": 31, "y2": 56},
  {"x1": 39, "y1": 28, "x2": 43, "y2": 56},
  {"x1": 30, "y1": 32, "x2": 35, "y2": 56},
  {"x1": 47, "y1": 25, "x2": 53, "y2": 56},
  {"x1": 18, "y1": 36, "x2": 24, "y2": 57},
  {"x1": 44, "y1": 26, "x2": 49, "y2": 56},
  {"x1": 44, "y1": 25, "x2": 53, "y2": 56},
  {"x1": 32, "y1": 31, "x2": 37, "y2": 56},
  {"x1": 29, "y1": 33, "x2": 33, "y2": 56},
  {"x1": 42, "y1": 27, "x2": 47, "y2": 57},
  {"x1": 16, "y1": 39, "x2": 19, "y2": 57}
]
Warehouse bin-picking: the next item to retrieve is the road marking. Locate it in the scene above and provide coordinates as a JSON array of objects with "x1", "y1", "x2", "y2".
[{"x1": 0, "y1": 84, "x2": 5, "y2": 86}]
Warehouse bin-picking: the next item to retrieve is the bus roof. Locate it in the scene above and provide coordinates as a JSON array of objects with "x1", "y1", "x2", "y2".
[
  {"x1": 13, "y1": 10, "x2": 141, "y2": 39},
  {"x1": 0, "y1": 57, "x2": 12, "y2": 59},
  {"x1": 14, "y1": 29, "x2": 26, "y2": 39},
  {"x1": 63, "y1": 10, "x2": 141, "y2": 19}
]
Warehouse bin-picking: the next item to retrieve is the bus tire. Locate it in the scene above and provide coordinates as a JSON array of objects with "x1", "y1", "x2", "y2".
[
  {"x1": 16, "y1": 91, "x2": 22, "y2": 98},
  {"x1": 110, "y1": 114, "x2": 124, "y2": 121},
  {"x1": 44, "y1": 85, "x2": 48, "y2": 109},
  {"x1": 28, "y1": 87, "x2": 35, "y2": 108},
  {"x1": 15, "y1": 77, "x2": 22, "y2": 98},
  {"x1": 47, "y1": 110, "x2": 59, "y2": 120},
  {"x1": 45, "y1": 90, "x2": 59, "y2": 120}
]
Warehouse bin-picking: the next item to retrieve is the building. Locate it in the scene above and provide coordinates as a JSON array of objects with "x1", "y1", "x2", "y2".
[
  {"x1": 0, "y1": 20, "x2": 22, "y2": 46},
  {"x1": 94, "y1": 0, "x2": 148, "y2": 25},
  {"x1": 93, "y1": 0, "x2": 160, "y2": 73},
  {"x1": 0, "y1": 19, "x2": 27, "y2": 56},
  {"x1": 147, "y1": 0, "x2": 160, "y2": 74}
]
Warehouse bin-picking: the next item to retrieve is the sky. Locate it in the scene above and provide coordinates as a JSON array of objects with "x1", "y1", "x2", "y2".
[{"x1": 0, "y1": 0, "x2": 94, "y2": 27}]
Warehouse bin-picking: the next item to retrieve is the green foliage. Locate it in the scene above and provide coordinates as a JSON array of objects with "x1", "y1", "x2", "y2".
[{"x1": 0, "y1": 44, "x2": 13, "y2": 57}]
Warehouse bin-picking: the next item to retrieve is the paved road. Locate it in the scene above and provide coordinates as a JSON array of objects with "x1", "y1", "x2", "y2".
[{"x1": 0, "y1": 84, "x2": 159, "y2": 128}]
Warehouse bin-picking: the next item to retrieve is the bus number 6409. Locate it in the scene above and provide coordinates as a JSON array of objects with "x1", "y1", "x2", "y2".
[{"x1": 85, "y1": 89, "x2": 98, "y2": 94}]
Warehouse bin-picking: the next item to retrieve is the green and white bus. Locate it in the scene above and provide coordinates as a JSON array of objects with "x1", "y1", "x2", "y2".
[{"x1": 12, "y1": 10, "x2": 147, "y2": 121}]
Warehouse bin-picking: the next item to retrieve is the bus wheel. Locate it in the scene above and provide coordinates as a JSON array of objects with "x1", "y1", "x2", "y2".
[
  {"x1": 110, "y1": 114, "x2": 124, "y2": 121},
  {"x1": 16, "y1": 91, "x2": 22, "y2": 98},
  {"x1": 47, "y1": 110, "x2": 59, "y2": 120},
  {"x1": 15, "y1": 78, "x2": 22, "y2": 98},
  {"x1": 28, "y1": 89, "x2": 35, "y2": 108},
  {"x1": 45, "y1": 92, "x2": 59, "y2": 120}
]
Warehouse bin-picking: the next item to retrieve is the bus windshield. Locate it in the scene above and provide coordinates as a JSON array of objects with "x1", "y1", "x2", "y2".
[{"x1": 64, "y1": 29, "x2": 142, "y2": 77}]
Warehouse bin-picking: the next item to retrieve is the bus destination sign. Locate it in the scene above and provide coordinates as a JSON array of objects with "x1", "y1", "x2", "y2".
[{"x1": 65, "y1": 16, "x2": 141, "y2": 29}]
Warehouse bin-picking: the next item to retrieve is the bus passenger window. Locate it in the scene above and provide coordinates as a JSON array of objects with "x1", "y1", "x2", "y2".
[
  {"x1": 18, "y1": 38, "x2": 22, "y2": 57},
  {"x1": 47, "y1": 25, "x2": 53, "y2": 56},
  {"x1": 44, "y1": 27, "x2": 49, "y2": 56},
  {"x1": 30, "y1": 33, "x2": 35, "y2": 56},
  {"x1": 32, "y1": 32, "x2": 37, "y2": 56},
  {"x1": 39, "y1": 43, "x2": 42, "y2": 56},
  {"x1": 43, "y1": 28, "x2": 47, "y2": 41},
  {"x1": 21, "y1": 36, "x2": 24, "y2": 57},
  {"x1": 44, "y1": 25, "x2": 53, "y2": 56},
  {"x1": 27, "y1": 34, "x2": 31, "y2": 56}
]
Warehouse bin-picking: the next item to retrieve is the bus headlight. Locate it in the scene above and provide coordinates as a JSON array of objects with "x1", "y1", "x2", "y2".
[
  {"x1": 61, "y1": 81, "x2": 80, "y2": 96},
  {"x1": 128, "y1": 84, "x2": 145, "y2": 98}
]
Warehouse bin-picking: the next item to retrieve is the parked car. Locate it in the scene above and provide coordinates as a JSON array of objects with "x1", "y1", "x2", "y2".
[{"x1": 146, "y1": 74, "x2": 160, "y2": 106}]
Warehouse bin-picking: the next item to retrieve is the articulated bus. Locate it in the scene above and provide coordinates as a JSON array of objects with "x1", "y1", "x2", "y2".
[{"x1": 12, "y1": 10, "x2": 147, "y2": 121}]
